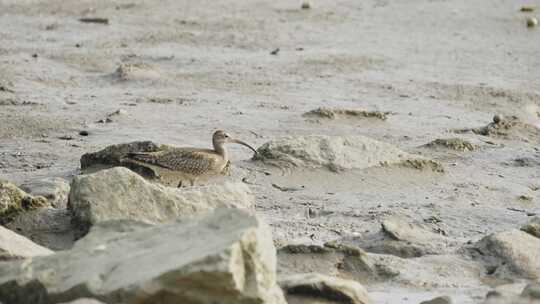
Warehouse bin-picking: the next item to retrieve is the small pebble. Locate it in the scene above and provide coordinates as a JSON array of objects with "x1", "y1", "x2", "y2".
[
  {"x1": 493, "y1": 114, "x2": 503, "y2": 123},
  {"x1": 520, "y1": 6, "x2": 535, "y2": 12},
  {"x1": 31, "y1": 53, "x2": 38, "y2": 58},
  {"x1": 527, "y1": 17, "x2": 538, "y2": 27},
  {"x1": 301, "y1": 2, "x2": 311, "y2": 9},
  {"x1": 270, "y1": 48, "x2": 280, "y2": 55},
  {"x1": 79, "y1": 130, "x2": 89, "y2": 136}
]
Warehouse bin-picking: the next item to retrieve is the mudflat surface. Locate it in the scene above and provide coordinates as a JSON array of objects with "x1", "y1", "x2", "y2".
[{"x1": 0, "y1": 0, "x2": 539, "y2": 303}]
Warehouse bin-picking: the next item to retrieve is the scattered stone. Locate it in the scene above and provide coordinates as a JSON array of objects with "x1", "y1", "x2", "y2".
[
  {"x1": 0, "y1": 98, "x2": 39, "y2": 106},
  {"x1": 58, "y1": 135, "x2": 74, "y2": 140},
  {"x1": 482, "y1": 282, "x2": 540, "y2": 303},
  {"x1": 304, "y1": 107, "x2": 389, "y2": 120},
  {"x1": 420, "y1": 296, "x2": 453, "y2": 304},
  {"x1": 277, "y1": 243, "x2": 380, "y2": 284},
  {"x1": 278, "y1": 243, "x2": 482, "y2": 288},
  {"x1": 44, "y1": 23, "x2": 58, "y2": 30},
  {"x1": 68, "y1": 167, "x2": 254, "y2": 235},
  {"x1": 301, "y1": 2, "x2": 311, "y2": 9},
  {"x1": 254, "y1": 135, "x2": 443, "y2": 172},
  {"x1": 520, "y1": 6, "x2": 535, "y2": 12},
  {"x1": 0, "y1": 225, "x2": 53, "y2": 260},
  {"x1": 518, "y1": 195, "x2": 533, "y2": 201},
  {"x1": 455, "y1": 116, "x2": 540, "y2": 143},
  {"x1": 95, "y1": 117, "x2": 113, "y2": 123},
  {"x1": 493, "y1": 114, "x2": 504, "y2": 124},
  {"x1": 107, "y1": 109, "x2": 126, "y2": 117},
  {"x1": 19, "y1": 177, "x2": 70, "y2": 208},
  {"x1": 78, "y1": 130, "x2": 89, "y2": 136},
  {"x1": 396, "y1": 159, "x2": 445, "y2": 173},
  {"x1": 0, "y1": 208, "x2": 286, "y2": 304},
  {"x1": 521, "y1": 216, "x2": 540, "y2": 238},
  {"x1": 0, "y1": 180, "x2": 50, "y2": 224},
  {"x1": 512, "y1": 156, "x2": 540, "y2": 167},
  {"x1": 59, "y1": 299, "x2": 105, "y2": 304},
  {"x1": 380, "y1": 216, "x2": 450, "y2": 256},
  {"x1": 4, "y1": 208, "x2": 75, "y2": 250},
  {"x1": 522, "y1": 282, "x2": 540, "y2": 299},
  {"x1": 527, "y1": 17, "x2": 538, "y2": 27},
  {"x1": 332, "y1": 216, "x2": 452, "y2": 258},
  {"x1": 424, "y1": 138, "x2": 476, "y2": 151},
  {"x1": 472, "y1": 229, "x2": 540, "y2": 279},
  {"x1": 78, "y1": 17, "x2": 109, "y2": 24},
  {"x1": 279, "y1": 273, "x2": 372, "y2": 304},
  {"x1": 114, "y1": 63, "x2": 159, "y2": 80},
  {"x1": 271, "y1": 48, "x2": 280, "y2": 55}
]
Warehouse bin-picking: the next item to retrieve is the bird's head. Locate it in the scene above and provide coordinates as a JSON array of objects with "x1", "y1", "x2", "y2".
[{"x1": 212, "y1": 130, "x2": 257, "y2": 154}]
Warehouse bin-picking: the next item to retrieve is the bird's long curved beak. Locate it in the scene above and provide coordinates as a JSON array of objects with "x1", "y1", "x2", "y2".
[{"x1": 230, "y1": 139, "x2": 258, "y2": 154}]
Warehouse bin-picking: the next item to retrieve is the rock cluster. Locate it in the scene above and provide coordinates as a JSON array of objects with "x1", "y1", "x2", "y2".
[{"x1": 0, "y1": 208, "x2": 286, "y2": 304}]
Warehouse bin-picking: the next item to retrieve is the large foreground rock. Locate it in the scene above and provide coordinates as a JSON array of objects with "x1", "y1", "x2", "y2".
[
  {"x1": 0, "y1": 179, "x2": 50, "y2": 224},
  {"x1": 254, "y1": 135, "x2": 443, "y2": 172},
  {"x1": 68, "y1": 167, "x2": 253, "y2": 234},
  {"x1": 473, "y1": 229, "x2": 540, "y2": 279},
  {"x1": 279, "y1": 273, "x2": 372, "y2": 304},
  {"x1": 0, "y1": 225, "x2": 53, "y2": 260},
  {"x1": 0, "y1": 208, "x2": 286, "y2": 304}
]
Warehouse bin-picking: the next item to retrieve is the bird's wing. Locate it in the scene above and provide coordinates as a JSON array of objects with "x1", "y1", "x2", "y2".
[{"x1": 127, "y1": 149, "x2": 217, "y2": 174}]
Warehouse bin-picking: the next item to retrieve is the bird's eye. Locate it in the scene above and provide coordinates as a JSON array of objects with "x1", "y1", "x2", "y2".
[{"x1": 225, "y1": 134, "x2": 229, "y2": 138}]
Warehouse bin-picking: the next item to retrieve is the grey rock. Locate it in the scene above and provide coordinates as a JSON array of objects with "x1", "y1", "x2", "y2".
[
  {"x1": 279, "y1": 273, "x2": 372, "y2": 304},
  {"x1": 277, "y1": 243, "x2": 382, "y2": 284},
  {"x1": 0, "y1": 225, "x2": 53, "y2": 260},
  {"x1": 68, "y1": 167, "x2": 254, "y2": 235},
  {"x1": 377, "y1": 215, "x2": 451, "y2": 257},
  {"x1": 419, "y1": 296, "x2": 453, "y2": 304},
  {"x1": 0, "y1": 179, "x2": 50, "y2": 224},
  {"x1": 473, "y1": 229, "x2": 540, "y2": 279},
  {"x1": 4, "y1": 208, "x2": 76, "y2": 250},
  {"x1": 19, "y1": 177, "x2": 70, "y2": 208},
  {"x1": 0, "y1": 208, "x2": 286, "y2": 304},
  {"x1": 522, "y1": 282, "x2": 540, "y2": 299},
  {"x1": 254, "y1": 135, "x2": 443, "y2": 172},
  {"x1": 521, "y1": 216, "x2": 540, "y2": 238},
  {"x1": 334, "y1": 216, "x2": 452, "y2": 258}
]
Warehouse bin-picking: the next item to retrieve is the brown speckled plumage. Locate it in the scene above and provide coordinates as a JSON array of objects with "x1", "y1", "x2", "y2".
[
  {"x1": 129, "y1": 148, "x2": 218, "y2": 175},
  {"x1": 124, "y1": 130, "x2": 257, "y2": 187}
]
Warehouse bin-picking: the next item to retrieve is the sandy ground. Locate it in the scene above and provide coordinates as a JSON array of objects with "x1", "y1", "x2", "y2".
[{"x1": 1, "y1": 0, "x2": 539, "y2": 303}]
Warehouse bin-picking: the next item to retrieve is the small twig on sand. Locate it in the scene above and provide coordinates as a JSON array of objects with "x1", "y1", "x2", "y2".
[{"x1": 79, "y1": 18, "x2": 109, "y2": 25}]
